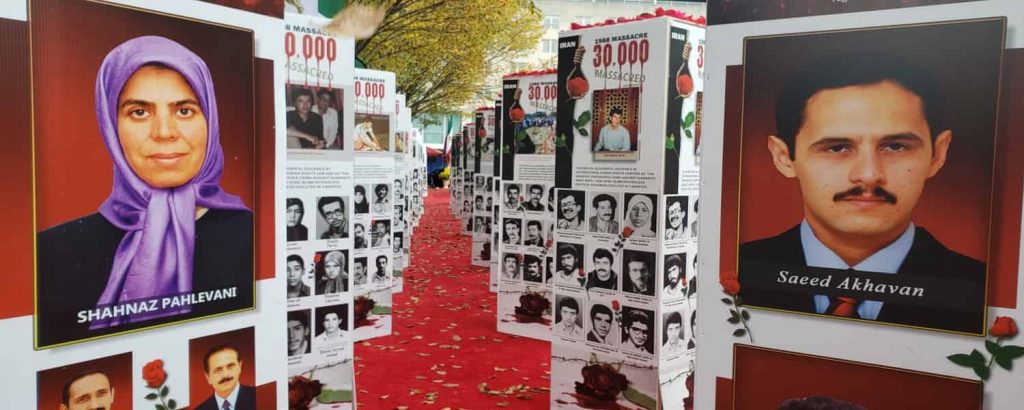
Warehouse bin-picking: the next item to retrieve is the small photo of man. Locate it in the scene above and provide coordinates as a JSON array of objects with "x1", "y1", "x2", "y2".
[
  {"x1": 662, "y1": 310, "x2": 686, "y2": 356},
  {"x1": 394, "y1": 179, "x2": 405, "y2": 202},
  {"x1": 503, "y1": 183, "x2": 523, "y2": 211},
  {"x1": 372, "y1": 184, "x2": 391, "y2": 214},
  {"x1": 665, "y1": 195, "x2": 689, "y2": 241},
  {"x1": 314, "y1": 303, "x2": 349, "y2": 347},
  {"x1": 393, "y1": 231, "x2": 403, "y2": 254},
  {"x1": 353, "y1": 223, "x2": 367, "y2": 249},
  {"x1": 586, "y1": 247, "x2": 619, "y2": 291},
  {"x1": 353, "y1": 185, "x2": 370, "y2": 214},
  {"x1": 556, "y1": 189, "x2": 586, "y2": 231},
  {"x1": 371, "y1": 254, "x2": 390, "y2": 284},
  {"x1": 314, "y1": 250, "x2": 348, "y2": 295},
  {"x1": 286, "y1": 198, "x2": 309, "y2": 242},
  {"x1": 586, "y1": 302, "x2": 618, "y2": 347},
  {"x1": 189, "y1": 326, "x2": 257, "y2": 409},
  {"x1": 553, "y1": 242, "x2": 584, "y2": 286},
  {"x1": 287, "y1": 310, "x2": 311, "y2": 357},
  {"x1": 591, "y1": 87, "x2": 641, "y2": 161},
  {"x1": 621, "y1": 306, "x2": 654, "y2": 355},
  {"x1": 588, "y1": 192, "x2": 621, "y2": 234},
  {"x1": 354, "y1": 113, "x2": 389, "y2": 151},
  {"x1": 371, "y1": 220, "x2": 392, "y2": 249},
  {"x1": 37, "y1": 352, "x2": 131, "y2": 410},
  {"x1": 622, "y1": 249, "x2": 656, "y2": 296},
  {"x1": 553, "y1": 295, "x2": 584, "y2": 340},
  {"x1": 502, "y1": 218, "x2": 523, "y2": 245},
  {"x1": 501, "y1": 252, "x2": 521, "y2": 280},
  {"x1": 523, "y1": 220, "x2": 545, "y2": 247},
  {"x1": 522, "y1": 254, "x2": 544, "y2": 283},
  {"x1": 352, "y1": 257, "x2": 368, "y2": 287},
  {"x1": 663, "y1": 253, "x2": 687, "y2": 299},
  {"x1": 474, "y1": 216, "x2": 487, "y2": 234},
  {"x1": 286, "y1": 254, "x2": 311, "y2": 299},
  {"x1": 521, "y1": 184, "x2": 546, "y2": 211},
  {"x1": 474, "y1": 195, "x2": 485, "y2": 212},
  {"x1": 316, "y1": 196, "x2": 349, "y2": 240},
  {"x1": 286, "y1": 85, "x2": 326, "y2": 149}
]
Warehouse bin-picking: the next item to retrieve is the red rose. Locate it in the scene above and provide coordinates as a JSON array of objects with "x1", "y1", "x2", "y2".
[
  {"x1": 288, "y1": 375, "x2": 323, "y2": 410},
  {"x1": 477, "y1": 128, "x2": 486, "y2": 138},
  {"x1": 567, "y1": 77, "x2": 589, "y2": 99},
  {"x1": 621, "y1": 227, "x2": 634, "y2": 238},
  {"x1": 509, "y1": 107, "x2": 525, "y2": 123},
  {"x1": 545, "y1": 239, "x2": 554, "y2": 248},
  {"x1": 577, "y1": 268, "x2": 585, "y2": 277},
  {"x1": 141, "y1": 359, "x2": 167, "y2": 388},
  {"x1": 575, "y1": 363, "x2": 629, "y2": 402},
  {"x1": 676, "y1": 74, "x2": 694, "y2": 97},
  {"x1": 991, "y1": 316, "x2": 1019, "y2": 338},
  {"x1": 683, "y1": 372, "x2": 695, "y2": 410},
  {"x1": 354, "y1": 296, "x2": 376, "y2": 324},
  {"x1": 611, "y1": 300, "x2": 620, "y2": 311},
  {"x1": 515, "y1": 292, "x2": 551, "y2": 319},
  {"x1": 720, "y1": 271, "x2": 741, "y2": 296},
  {"x1": 313, "y1": 252, "x2": 322, "y2": 264}
]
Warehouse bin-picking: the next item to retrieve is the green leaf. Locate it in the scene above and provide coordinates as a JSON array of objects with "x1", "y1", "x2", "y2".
[
  {"x1": 685, "y1": 129, "x2": 694, "y2": 140},
  {"x1": 948, "y1": 353, "x2": 983, "y2": 368},
  {"x1": 577, "y1": 111, "x2": 592, "y2": 127},
  {"x1": 732, "y1": 328, "x2": 747, "y2": 337},
  {"x1": 995, "y1": 354, "x2": 1013, "y2": 371},
  {"x1": 727, "y1": 316, "x2": 740, "y2": 324},
  {"x1": 156, "y1": 405, "x2": 167, "y2": 410},
  {"x1": 683, "y1": 111, "x2": 695, "y2": 128},
  {"x1": 160, "y1": 386, "x2": 168, "y2": 398},
  {"x1": 622, "y1": 386, "x2": 657, "y2": 410},
  {"x1": 721, "y1": 297, "x2": 733, "y2": 305},
  {"x1": 970, "y1": 349, "x2": 987, "y2": 364},
  {"x1": 1000, "y1": 345, "x2": 1024, "y2": 359},
  {"x1": 318, "y1": 389, "x2": 355, "y2": 403},
  {"x1": 986, "y1": 340, "x2": 1002, "y2": 356},
  {"x1": 972, "y1": 363, "x2": 991, "y2": 380},
  {"x1": 372, "y1": 305, "x2": 392, "y2": 315},
  {"x1": 729, "y1": 310, "x2": 739, "y2": 320},
  {"x1": 145, "y1": 393, "x2": 158, "y2": 400},
  {"x1": 741, "y1": 310, "x2": 750, "y2": 321},
  {"x1": 168, "y1": 399, "x2": 177, "y2": 409},
  {"x1": 577, "y1": 127, "x2": 589, "y2": 137}
]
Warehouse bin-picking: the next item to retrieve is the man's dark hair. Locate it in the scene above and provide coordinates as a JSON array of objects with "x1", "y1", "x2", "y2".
[
  {"x1": 354, "y1": 257, "x2": 367, "y2": 268},
  {"x1": 318, "y1": 196, "x2": 344, "y2": 216},
  {"x1": 354, "y1": 223, "x2": 364, "y2": 232},
  {"x1": 292, "y1": 87, "x2": 314, "y2": 104},
  {"x1": 529, "y1": 184, "x2": 543, "y2": 194},
  {"x1": 665, "y1": 255, "x2": 684, "y2": 276},
  {"x1": 524, "y1": 254, "x2": 540, "y2": 267},
  {"x1": 559, "y1": 191, "x2": 583, "y2": 218},
  {"x1": 609, "y1": 107, "x2": 624, "y2": 117},
  {"x1": 203, "y1": 343, "x2": 241, "y2": 374},
  {"x1": 375, "y1": 184, "x2": 389, "y2": 195},
  {"x1": 317, "y1": 88, "x2": 333, "y2": 100},
  {"x1": 355, "y1": 185, "x2": 366, "y2": 197},
  {"x1": 590, "y1": 303, "x2": 612, "y2": 320},
  {"x1": 289, "y1": 310, "x2": 309, "y2": 332},
  {"x1": 626, "y1": 251, "x2": 649, "y2": 269},
  {"x1": 624, "y1": 309, "x2": 651, "y2": 328},
  {"x1": 559, "y1": 297, "x2": 579, "y2": 314},
  {"x1": 506, "y1": 183, "x2": 520, "y2": 194},
  {"x1": 693, "y1": 198, "x2": 698, "y2": 213},
  {"x1": 62, "y1": 370, "x2": 110, "y2": 406},
  {"x1": 558, "y1": 244, "x2": 578, "y2": 259},
  {"x1": 287, "y1": 254, "x2": 304, "y2": 267},
  {"x1": 527, "y1": 220, "x2": 542, "y2": 230},
  {"x1": 664, "y1": 312, "x2": 683, "y2": 343},
  {"x1": 504, "y1": 253, "x2": 518, "y2": 263},
  {"x1": 376, "y1": 255, "x2": 388, "y2": 265},
  {"x1": 775, "y1": 52, "x2": 946, "y2": 159},
  {"x1": 287, "y1": 197, "x2": 304, "y2": 213},
  {"x1": 592, "y1": 193, "x2": 617, "y2": 210},
  {"x1": 777, "y1": 396, "x2": 866, "y2": 410},
  {"x1": 593, "y1": 248, "x2": 614, "y2": 264}
]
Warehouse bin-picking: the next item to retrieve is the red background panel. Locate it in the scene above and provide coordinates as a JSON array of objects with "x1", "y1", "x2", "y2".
[
  {"x1": 37, "y1": 352, "x2": 133, "y2": 410},
  {"x1": 30, "y1": 0, "x2": 255, "y2": 230},
  {"x1": 0, "y1": 18, "x2": 33, "y2": 319},
  {"x1": 188, "y1": 327, "x2": 257, "y2": 408},
  {"x1": 732, "y1": 345, "x2": 982, "y2": 410},
  {"x1": 255, "y1": 58, "x2": 276, "y2": 281}
]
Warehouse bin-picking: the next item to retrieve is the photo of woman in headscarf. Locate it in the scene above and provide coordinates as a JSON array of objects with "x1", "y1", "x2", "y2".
[
  {"x1": 36, "y1": 36, "x2": 253, "y2": 347},
  {"x1": 315, "y1": 250, "x2": 348, "y2": 295},
  {"x1": 623, "y1": 193, "x2": 657, "y2": 238}
]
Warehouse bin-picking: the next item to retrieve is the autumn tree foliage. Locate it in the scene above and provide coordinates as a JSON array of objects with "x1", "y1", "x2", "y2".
[{"x1": 354, "y1": 0, "x2": 544, "y2": 114}]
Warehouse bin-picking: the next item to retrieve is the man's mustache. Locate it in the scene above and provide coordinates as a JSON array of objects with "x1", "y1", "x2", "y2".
[
  {"x1": 833, "y1": 186, "x2": 897, "y2": 204},
  {"x1": 218, "y1": 376, "x2": 235, "y2": 385}
]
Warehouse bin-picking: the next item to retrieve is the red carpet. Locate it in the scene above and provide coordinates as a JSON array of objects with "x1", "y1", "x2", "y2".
[{"x1": 354, "y1": 188, "x2": 551, "y2": 409}]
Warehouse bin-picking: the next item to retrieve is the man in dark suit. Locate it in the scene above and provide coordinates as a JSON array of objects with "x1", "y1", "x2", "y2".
[
  {"x1": 739, "y1": 53, "x2": 985, "y2": 334},
  {"x1": 195, "y1": 344, "x2": 256, "y2": 410}
]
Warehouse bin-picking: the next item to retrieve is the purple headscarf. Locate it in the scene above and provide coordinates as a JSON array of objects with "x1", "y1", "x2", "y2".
[{"x1": 92, "y1": 36, "x2": 249, "y2": 327}]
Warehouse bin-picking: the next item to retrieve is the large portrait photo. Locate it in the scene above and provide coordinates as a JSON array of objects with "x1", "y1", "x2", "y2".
[
  {"x1": 591, "y1": 87, "x2": 640, "y2": 161},
  {"x1": 32, "y1": 0, "x2": 257, "y2": 348},
  {"x1": 736, "y1": 19, "x2": 1005, "y2": 334}
]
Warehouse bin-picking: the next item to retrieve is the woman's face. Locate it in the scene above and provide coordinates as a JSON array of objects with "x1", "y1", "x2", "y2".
[
  {"x1": 325, "y1": 260, "x2": 341, "y2": 278},
  {"x1": 628, "y1": 201, "x2": 650, "y2": 227},
  {"x1": 117, "y1": 65, "x2": 208, "y2": 188}
]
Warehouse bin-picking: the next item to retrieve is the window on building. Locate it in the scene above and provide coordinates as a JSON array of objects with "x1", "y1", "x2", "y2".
[
  {"x1": 541, "y1": 39, "x2": 557, "y2": 54},
  {"x1": 542, "y1": 15, "x2": 560, "y2": 30},
  {"x1": 576, "y1": 16, "x2": 592, "y2": 25}
]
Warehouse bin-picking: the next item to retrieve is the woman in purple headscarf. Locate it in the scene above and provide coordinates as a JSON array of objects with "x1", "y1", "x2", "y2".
[{"x1": 36, "y1": 36, "x2": 253, "y2": 347}]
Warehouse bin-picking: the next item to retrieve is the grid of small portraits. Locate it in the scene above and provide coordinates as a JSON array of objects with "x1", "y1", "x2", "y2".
[
  {"x1": 287, "y1": 303, "x2": 351, "y2": 358},
  {"x1": 287, "y1": 196, "x2": 352, "y2": 243},
  {"x1": 555, "y1": 190, "x2": 659, "y2": 238}
]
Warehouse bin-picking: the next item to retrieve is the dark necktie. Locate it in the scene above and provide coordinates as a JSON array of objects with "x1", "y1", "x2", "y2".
[
  {"x1": 828, "y1": 297, "x2": 860, "y2": 318},
  {"x1": 222, "y1": 400, "x2": 232, "y2": 410}
]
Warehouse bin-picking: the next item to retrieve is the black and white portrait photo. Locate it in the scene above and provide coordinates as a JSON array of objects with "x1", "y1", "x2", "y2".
[
  {"x1": 556, "y1": 189, "x2": 585, "y2": 231},
  {"x1": 662, "y1": 310, "x2": 686, "y2": 355},
  {"x1": 521, "y1": 184, "x2": 546, "y2": 211},
  {"x1": 522, "y1": 254, "x2": 543, "y2": 283},
  {"x1": 286, "y1": 198, "x2": 309, "y2": 242},
  {"x1": 501, "y1": 252, "x2": 521, "y2": 280},
  {"x1": 622, "y1": 249, "x2": 656, "y2": 296},
  {"x1": 553, "y1": 242, "x2": 584, "y2": 286},
  {"x1": 586, "y1": 247, "x2": 618, "y2": 291},
  {"x1": 352, "y1": 257, "x2": 367, "y2": 287},
  {"x1": 553, "y1": 295, "x2": 584, "y2": 340},
  {"x1": 316, "y1": 196, "x2": 349, "y2": 240},
  {"x1": 372, "y1": 183, "x2": 391, "y2": 214},
  {"x1": 314, "y1": 303, "x2": 349, "y2": 347},
  {"x1": 353, "y1": 223, "x2": 367, "y2": 249},
  {"x1": 372, "y1": 254, "x2": 390, "y2": 284},
  {"x1": 663, "y1": 253, "x2": 687, "y2": 299},
  {"x1": 502, "y1": 218, "x2": 522, "y2": 245},
  {"x1": 371, "y1": 219, "x2": 392, "y2": 248},
  {"x1": 665, "y1": 195, "x2": 689, "y2": 241},
  {"x1": 523, "y1": 220, "x2": 545, "y2": 247},
  {"x1": 586, "y1": 302, "x2": 617, "y2": 347},
  {"x1": 314, "y1": 250, "x2": 348, "y2": 295},
  {"x1": 353, "y1": 185, "x2": 369, "y2": 214},
  {"x1": 621, "y1": 306, "x2": 654, "y2": 355},
  {"x1": 286, "y1": 254, "x2": 311, "y2": 299},
  {"x1": 623, "y1": 193, "x2": 657, "y2": 238},
  {"x1": 588, "y1": 192, "x2": 620, "y2": 234},
  {"x1": 503, "y1": 182, "x2": 523, "y2": 211},
  {"x1": 288, "y1": 310, "x2": 311, "y2": 357}
]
